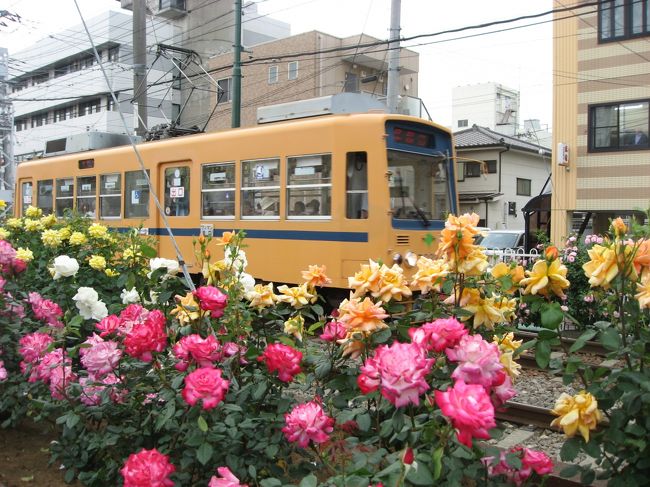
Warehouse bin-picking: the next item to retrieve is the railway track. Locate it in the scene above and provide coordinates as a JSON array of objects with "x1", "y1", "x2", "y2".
[
  {"x1": 496, "y1": 400, "x2": 556, "y2": 429},
  {"x1": 515, "y1": 329, "x2": 608, "y2": 356}
]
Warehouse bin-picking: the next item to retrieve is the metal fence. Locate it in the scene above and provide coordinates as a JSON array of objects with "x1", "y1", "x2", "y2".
[{"x1": 483, "y1": 247, "x2": 541, "y2": 268}]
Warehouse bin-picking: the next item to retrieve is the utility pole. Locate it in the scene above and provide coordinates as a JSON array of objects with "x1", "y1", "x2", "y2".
[
  {"x1": 0, "y1": 47, "x2": 14, "y2": 195},
  {"x1": 133, "y1": 0, "x2": 148, "y2": 136},
  {"x1": 231, "y1": 0, "x2": 242, "y2": 128},
  {"x1": 386, "y1": 0, "x2": 401, "y2": 114}
]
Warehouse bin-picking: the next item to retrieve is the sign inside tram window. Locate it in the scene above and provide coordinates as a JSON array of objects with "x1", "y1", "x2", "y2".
[
  {"x1": 78, "y1": 159, "x2": 95, "y2": 169},
  {"x1": 392, "y1": 127, "x2": 432, "y2": 148},
  {"x1": 82, "y1": 184, "x2": 91, "y2": 192},
  {"x1": 170, "y1": 186, "x2": 184, "y2": 198}
]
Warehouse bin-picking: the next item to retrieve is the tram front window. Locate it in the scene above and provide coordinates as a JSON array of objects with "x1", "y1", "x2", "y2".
[{"x1": 388, "y1": 150, "x2": 451, "y2": 222}]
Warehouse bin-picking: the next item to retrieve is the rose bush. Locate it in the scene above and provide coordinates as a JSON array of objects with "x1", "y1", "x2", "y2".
[{"x1": 0, "y1": 204, "x2": 646, "y2": 486}]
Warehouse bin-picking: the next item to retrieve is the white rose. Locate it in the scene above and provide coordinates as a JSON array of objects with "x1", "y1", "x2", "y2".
[
  {"x1": 148, "y1": 258, "x2": 179, "y2": 278},
  {"x1": 73, "y1": 287, "x2": 107, "y2": 320},
  {"x1": 51, "y1": 255, "x2": 79, "y2": 280},
  {"x1": 239, "y1": 272, "x2": 256, "y2": 294},
  {"x1": 120, "y1": 288, "x2": 140, "y2": 304},
  {"x1": 224, "y1": 249, "x2": 247, "y2": 271}
]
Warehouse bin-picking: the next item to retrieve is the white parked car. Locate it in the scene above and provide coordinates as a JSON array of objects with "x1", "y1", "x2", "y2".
[{"x1": 479, "y1": 230, "x2": 526, "y2": 250}]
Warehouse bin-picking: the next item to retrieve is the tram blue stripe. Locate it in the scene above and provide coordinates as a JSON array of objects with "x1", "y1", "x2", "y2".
[{"x1": 117, "y1": 227, "x2": 369, "y2": 242}]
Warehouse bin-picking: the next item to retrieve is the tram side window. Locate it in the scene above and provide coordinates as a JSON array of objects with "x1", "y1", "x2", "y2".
[
  {"x1": 77, "y1": 176, "x2": 96, "y2": 218},
  {"x1": 202, "y1": 162, "x2": 235, "y2": 218},
  {"x1": 55, "y1": 178, "x2": 74, "y2": 217},
  {"x1": 37, "y1": 180, "x2": 54, "y2": 215},
  {"x1": 346, "y1": 152, "x2": 368, "y2": 219},
  {"x1": 287, "y1": 154, "x2": 331, "y2": 218},
  {"x1": 125, "y1": 170, "x2": 150, "y2": 218},
  {"x1": 21, "y1": 182, "x2": 33, "y2": 216},
  {"x1": 241, "y1": 158, "x2": 280, "y2": 218},
  {"x1": 100, "y1": 173, "x2": 121, "y2": 218},
  {"x1": 164, "y1": 167, "x2": 190, "y2": 217}
]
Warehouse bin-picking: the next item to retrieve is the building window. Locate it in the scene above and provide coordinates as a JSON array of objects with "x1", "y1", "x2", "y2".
[
  {"x1": 464, "y1": 162, "x2": 482, "y2": 178},
  {"x1": 31, "y1": 113, "x2": 48, "y2": 128},
  {"x1": 457, "y1": 119, "x2": 468, "y2": 128},
  {"x1": 107, "y1": 97, "x2": 116, "y2": 111},
  {"x1": 268, "y1": 65, "x2": 279, "y2": 84},
  {"x1": 516, "y1": 178, "x2": 531, "y2": 196},
  {"x1": 217, "y1": 78, "x2": 231, "y2": 103},
  {"x1": 589, "y1": 100, "x2": 649, "y2": 151},
  {"x1": 79, "y1": 98, "x2": 101, "y2": 116},
  {"x1": 287, "y1": 154, "x2": 332, "y2": 218},
  {"x1": 599, "y1": 0, "x2": 650, "y2": 42},
  {"x1": 107, "y1": 46, "x2": 119, "y2": 62},
  {"x1": 54, "y1": 108, "x2": 67, "y2": 122},
  {"x1": 288, "y1": 61, "x2": 298, "y2": 80},
  {"x1": 486, "y1": 160, "x2": 497, "y2": 174}
]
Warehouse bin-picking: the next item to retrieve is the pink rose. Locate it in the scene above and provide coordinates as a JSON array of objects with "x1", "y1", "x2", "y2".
[
  {"x1": 435, "y1": 380, "x2": 496, "y2": 447},
  {"x1": 48, "y1": 364, "x2": 76, "y2": 400},
  {"x1": 258, "y1": 343, "x2": 302, "y2": 383},
  {"x1": 446, "y1": 334, "x2": 503, "y2": 388},
  {"x1": 119, "y1": 304, "x2": 151, "y2": 335},
  {"x1": 282, "y1": 400, "x2": 335, "y2": 448},
  {"x1": 34, "y1": 348, "x2": 70, "y2": 383},
  {"x1": 409, "y1": 317, "x2": 468, "y2": 352},
  {"x1": 120, "y1": 448, "x2": 175, "y2": 487},
  {"x1": 80, "y1": 335, "x2": 122, "y2": 377},
  {"x1": 208, "y1": 466, "x2": 248, "y2": 487},
  {"x1": 490, "y1": 371, "x2": 517, "y2": 408},
  {"x1": 96, "y1": 315, "x2": 122, "y2": 337},
  {"x1": 0, "y1": 360, "x2": 7, "y2": 381},
  {"x1": 124, "y1": 310, "x2": 167, "y2": 362},
  {"x1": 357, "y1": 354, "x2": 380, "y2": 394},
  {"x1": 19, "y1": 332, "x2": 54, "y2": 364},
  {"x1": 194, "y1": 286, "x2": 228, "y2": 318},
  {"x1": 27, "y1": 292, "x2": 64, "y2": 328},
  {"x1": 173, "y1": 334, "x2": 222, "y2": 371},
  {"x1": 358, "y1": 342, "x2": 433, "y2": 408},
  {"x1": 521, "y1": 447, "x2": 554, "y2": 475},
  {"x1": 182, "y1": 367, "x2": 229, "y2": 410},
  {"x1": 320, "y1": 321, "x2": 347, "y2": 342}
]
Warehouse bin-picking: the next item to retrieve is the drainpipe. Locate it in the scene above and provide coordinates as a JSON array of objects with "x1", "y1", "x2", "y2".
[{"x1": 497, "y1": 139, "x2": 510, "y2": 195}]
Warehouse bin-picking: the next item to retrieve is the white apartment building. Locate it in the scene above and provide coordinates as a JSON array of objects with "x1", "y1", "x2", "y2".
[
  {"x1": 454, "y1": 124, "x2": 551, "y2": 230},
  {"x1": 452, "y1": 82, "x2": 521, "y2": 137},
  {"x1": 9, "y1": 11, "x2": 177, "y2": 159}
]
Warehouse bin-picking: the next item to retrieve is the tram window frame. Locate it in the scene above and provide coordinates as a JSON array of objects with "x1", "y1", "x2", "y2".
[
  {"x1": 124, "y1": 170, "x2": 150, "y2": 218},
  {"x1": 286, "y1": 153, "x2": 332, "y2": 219},
  {"x1": 21, "y1": 181, "x2": 33, "y2": 216},
  {"x1": 241, "y1": 158, "x2": 280, "y2": 219},
  {"x1": 76, "y1": 175, "x2": 97, "y2": 218},
  {"x1": 55, "y1": 177, "x2": 75, "y2": 217},
  {"x1": 164, "y1": 166, "x2": 190, "y2": 217},
  {"x1": 37, "y1": 180, "x2": 54, "y2": 215},
  {"x1": 345, "y1": 151, "x2": 368, "y2": 219},
  {"x1": 99, "y1": 173, "x2": 122, "y2": 219},
  {"x1": 201, "y1": 162, "x2": 235, "y2": 219}
]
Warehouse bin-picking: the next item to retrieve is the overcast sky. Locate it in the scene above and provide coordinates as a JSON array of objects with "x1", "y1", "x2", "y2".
[{"x1": 1, "y1": 0, "x2": 553, "y2": 130}]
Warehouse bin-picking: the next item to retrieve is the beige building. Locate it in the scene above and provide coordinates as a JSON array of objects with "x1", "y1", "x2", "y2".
[
  {"x1": 205, "y1": 31, "x2": 420, "y2": 130},
  {"x1": 551, "y1": 0, "x2": 650, "y2": 243}
]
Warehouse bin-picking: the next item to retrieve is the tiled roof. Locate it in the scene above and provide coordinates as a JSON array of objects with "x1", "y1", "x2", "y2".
[{"x1": 454, "y1": 125, "x2": 551, "y2": 156}]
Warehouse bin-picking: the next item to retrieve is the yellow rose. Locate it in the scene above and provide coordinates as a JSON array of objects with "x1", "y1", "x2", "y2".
[
  {"x1": 582, "y1": 244, "x2": 619, "y2": 288},
  {"x1": 24, "y1": 219, "x2": 41, "y2": 232},
  {"x1": 59, "y1": 226, "x2": 72, "y2": 240},
  {"x1": 635, "y1": 272, "x2": 650, "y2": 309},
  {"x1": 41, "y1": 229, "x2": 63, "y2": 247},
  {"x1": 372, "y1": 264, "x2": 412, "y2": 302},
  {"x1": 0, "y1": 200, "x2": 6, "y2": 210},
  {"x1": 39, "y1": 214, "x2": 57, "y2": 227},
  {"x1": 6, "y1": 218, "x2": 22, "y2": 229},
  {"x1": 88, "y1": 255, "x2": 107, "y2": 271},
  {"x1": 0, "y1": 228, "x2": 10, "y2": 240},
  {"x1": 276, "y1": 283, "x2": 314, "y2": 309},
  {"x1": 520, "y1": 258, "x2": 570, "y2": 298},
  {"x1": 88, "y1": 223, "x2": 109, "y2": 238},
  {"x1": 25, "y1": 206, "x2": 42, "y2": 218},
  {"x1": 410, "y1": 256, "x2": 449, "y2": 294},
  {"x1": 551, "y1": 391, "x2": 603, "y2": 442},
  {"x1": 69, "y1": 232, "x2": 88, "y2": 246},
  {"x1": 246, "y1": 283, "x2": 277, "y2": 308},
  {"x1": 337, "y1": 296, "x2": 389, "y2": 335},
  {"x1": 104, "y1": 268, "x2": 119, "y2": 277},
  {"x1": 283, "y1": 315, "x2": 305, "y2": 341},
  {"x1": 170, "y1": 292, "x2": 203, "y2": 325},
  {"x1": 462, "y1": 296, "x2": 504, "y2": 330},
  {"x1": 16, "y1": 247, "x2": 34, "y2": 263}
]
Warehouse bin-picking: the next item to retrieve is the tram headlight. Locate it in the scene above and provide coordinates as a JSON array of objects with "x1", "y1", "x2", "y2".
[
  {"x1": 404, "y1": 251, "x2": 418, "y2": 268},
  {"x1": 392, "y1": 252, "x2": 403, "y2": 265}
]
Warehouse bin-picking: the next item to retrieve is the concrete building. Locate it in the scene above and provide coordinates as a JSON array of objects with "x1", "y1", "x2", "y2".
[
  {"x1": 454, "y1": 124, "x2": 551, "y2": 230},
  {"x1": 452, "y1": 82, "x2": 521, "y2": 136},
  {"x1": 9, "y1": 11, "x2": 175, "y2": 160},
  {"x1": 551, "y1": 0, "x2": 650, "y2": 243},
  {"x1": 117, "y1": 0, "x2": 290, "y2": 131},
  {"x1": 205, "y1": 30, "x2": 421, "y2": 130}
]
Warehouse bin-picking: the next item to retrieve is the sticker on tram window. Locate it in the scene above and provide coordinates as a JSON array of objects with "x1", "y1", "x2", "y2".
[
  {"x1": 392, "y1": 127, "x2": 433, "y2": 148},
  {"x1": 200, "y1": 224, "x2": 213, "y2": 236},
  {"x1": 170, "y1": 186, "x2": 184, "y2": 198},
  {"x1": 82, "y1": 184, "x2": 91, "y2": 191},
  {"x1": 105, "y1": 182, "x2": 115, "y2": 189},
  {"x1": 131, "y1": 190, "x2": 140, "y2": 204},
  {"x1": 24, "y1": 196, "x2": 32, "y2": 204}
]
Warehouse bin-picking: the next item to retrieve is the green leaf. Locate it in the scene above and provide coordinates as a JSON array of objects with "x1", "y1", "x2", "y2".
[
  {"x1": 371, "y1": 327, "x2": 392, "y2": 344},
  {"x1": 600, "y1": 327, "x2": 622, "y2": 351},
  {"x1": 260, "y1": 479, "x2": 282, "y2": 487},
  {"x1": 196, "y1": 442, "x2": 213, "y2": 465},
  {"x1": 535, "y1": 339, "x2": 551, "y2": 369},
  {"x1": 560, "y1": 464, "x2": 580, "y2": 478},
  {"x1": 140, "y1": 243, "x2": 158, "y2": 258},
  {"x1": 299, "y1": 474, "x2": 318, "y2": 487},
  {"x1": 560, "y1": 437, "x2": 582, "y2": 462},
  {"x1": 406, "y1": 461, "x2": 434, "y2": 485},
  {"x1": 248, "y1": 465, "x2": 257, "y2": 480},
  {"x1": 197, "y1": 416, "x2": 208, "y2": 433},
  {"x1": 66, "y1": 413, "x2": 80, "y2": 429},
  {"x1": 356, "y1": 413, "x2": 371, "y2": 432},
  {"x1": 432, "y1": 446, "x2": 444, "y2": 481},
  {"x1": 569, "y1": 329, "x2": 598, "y2": 353},
  {"x1": 315, "y1": 359, "x2": 332, "y2": 379},
  {"x1": 540, "y1": 302, "x2": 564, "y2": 330}
]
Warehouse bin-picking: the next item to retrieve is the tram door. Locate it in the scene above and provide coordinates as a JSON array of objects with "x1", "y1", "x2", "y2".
[{"x1": 157, "y1": 162, "x2": 192, "y2": 264}]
